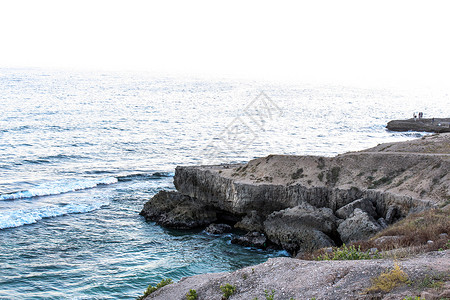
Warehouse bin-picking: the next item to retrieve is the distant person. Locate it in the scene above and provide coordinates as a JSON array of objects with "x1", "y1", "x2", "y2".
[
  {"x1": 413, "y1": 113, "x2": 417, "y2": 121},
  {"x1": 432, "y1": 118, "x2": 435, "y2": 124},
  {"x1": 418, "y1": 112, "x2": 423, "y2": 119}
]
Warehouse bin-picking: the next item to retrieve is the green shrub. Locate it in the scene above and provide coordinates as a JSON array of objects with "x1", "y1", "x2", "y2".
[
  {"x1": 291, "y1": 168, "x2": 304, "y2": 180},
  {"x1": 264, "y1": 289, "x2": 275, "y2": 300},
  {"x1": 220, "y1": 283, "x2": 236, "y2": 299},
  {"x1": 326, "y1": 166, "x2": 340, "y2": 184},
  {"x1": 137, "y1": 278, "x2": 173, "y2": 300},
  {"x1": 317, "y1": 172, "x2": 324, "y2": 182},
  {"x1": 186, "y1": 289, "x2": 198, "y2": 300},
  {"x1": 316, "y1": 244, "x2": 380, "y2": 260}
]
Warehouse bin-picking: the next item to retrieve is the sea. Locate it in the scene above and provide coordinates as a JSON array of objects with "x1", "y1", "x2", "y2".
[{"x1": 0, "y1": 68, "x2": 448, "y2": 299}]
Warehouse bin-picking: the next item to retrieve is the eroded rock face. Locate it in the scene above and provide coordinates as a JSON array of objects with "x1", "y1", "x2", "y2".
[
  {"x1": 337, "y1": 208, "x2": 382, "y2": 244},
  {"x1": 140, "y1": 191, "x2": 217, "y2": 230},
  {"x1": 263, "y1": 203, "x2": 336, "y2": 252}
]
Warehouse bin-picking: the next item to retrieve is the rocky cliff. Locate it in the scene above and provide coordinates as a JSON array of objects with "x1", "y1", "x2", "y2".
[{"x1": 141, "y1": 133, "x2": 450, "y2": 253}]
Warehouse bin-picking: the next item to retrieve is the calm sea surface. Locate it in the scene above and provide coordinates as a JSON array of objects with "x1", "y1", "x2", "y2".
[{"x1": 0, "y1": 68, "x2": 448, "y2": 299}]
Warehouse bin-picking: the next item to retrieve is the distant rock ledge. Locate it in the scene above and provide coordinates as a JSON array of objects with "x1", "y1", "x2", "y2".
[
  {"x1": 140, "y1": 133, "x2": 450, "y2": 254},
  {"x1": 387, "y1": 118, "x2": 450, "y2": 133}
]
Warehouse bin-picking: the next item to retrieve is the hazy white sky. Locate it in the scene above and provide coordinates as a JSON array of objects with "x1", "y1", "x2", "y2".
[{"x1": 1, "y1": 0, "x2": 449, "y2": 89}]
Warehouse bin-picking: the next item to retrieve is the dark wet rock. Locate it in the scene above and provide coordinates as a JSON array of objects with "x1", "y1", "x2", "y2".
[
  {"x1": 234, "y1": 210, "x2": 264, "y2": 232},
  {"x1": 263, "y1": 202, "x2": 336, "y2": 252},
  {"x1": 205, "y1": 223, "x2": 232, "y2": 234},
  {"x1": 337, "y1": 208, "x2": 382, "y2": 244},
  {"x1": 335, "y1": 198, "x2": 377, "y2": 219},
  {"x1": 231, "y1": 232, "x2": 268, "y2": 248},
  {"x1": 140, "y1": 190, "x2": 217, "y2": 230}
]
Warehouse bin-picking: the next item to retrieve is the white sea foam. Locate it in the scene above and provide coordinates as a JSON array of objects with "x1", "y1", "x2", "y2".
[
  {"x1": 0, "y1": 177, "x2": 118, "y2": 201},
  {"x1": 0, "y1": 201, "x2": 109, "y2": 229}
]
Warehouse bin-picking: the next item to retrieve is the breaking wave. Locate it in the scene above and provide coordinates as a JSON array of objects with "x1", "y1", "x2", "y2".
[{"x1": 0, "y1": 177, "x2": 118, "y2": 201}]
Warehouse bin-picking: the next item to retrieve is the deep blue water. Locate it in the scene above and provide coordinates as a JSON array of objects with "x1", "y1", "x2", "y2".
[{"x1": 0, "y1": 68, "x2": 448, "y2": 299}]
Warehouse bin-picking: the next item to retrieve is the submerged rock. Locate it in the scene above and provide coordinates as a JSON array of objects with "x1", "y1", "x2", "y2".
[
  {"x1": 231, "y1": 232, "x2": 268, "y2": 248},
  {"x1": 140, "y1": 190, "x2": 217, "y2": 230},
  {"x1": 205, "y1": 223, "x2": 232, "y2": 234},
  {"x1": 337, "y1": 208, "x2": 382, "y2": 244}
]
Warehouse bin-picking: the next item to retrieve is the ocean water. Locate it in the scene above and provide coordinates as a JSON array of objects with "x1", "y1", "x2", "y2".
[{"x1": 0, "y1": 68, "x2": 448, "y2": 299}]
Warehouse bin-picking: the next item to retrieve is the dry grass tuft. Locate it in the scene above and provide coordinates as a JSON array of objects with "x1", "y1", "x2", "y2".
[
  {"x1": 353, "y1": 208, "x2": 450, "y2": 252},
  {"x1": 302, "y1": 208, "x2": 449, "y2": 261},
  {"x1": 366, "y1": 262, "x2": 409, "y2": 293}
]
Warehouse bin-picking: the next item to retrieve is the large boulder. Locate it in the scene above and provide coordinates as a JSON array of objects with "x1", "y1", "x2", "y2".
[
  {"x1": 140, "y1": 190, "x2": 217, "y2": 230},
  {"x1": 335, "y1": 198, "x2": 377, "y2": 219},
  {"x1": 337, "y1": 208, "x2": 382, "y2": 243},
  {"x1": 263, "y1": 202, "x2": 336, "y2": 253}
]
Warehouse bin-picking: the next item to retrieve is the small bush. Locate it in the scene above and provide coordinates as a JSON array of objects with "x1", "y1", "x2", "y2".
[
  {"x1": 326, "y1": 166, "x2": 340, "y2": 184},
  {"x1": 186, "y1": 289, "x2": 198, "y2": 300},
  {"x1": 264, "y1": 289, "x2": 275, "y2": 300},
  {"x1": 317, "y1": 172, "x2": 324, "y2": 182},
  {"x1": 137, "y1": 278, "x2": 173, "y2": 300},
  {"x1": 220, "y1": 283, "x2": 236, "y2": 299},
  {"x1": 316, "y1": 244, "x2": 380, "y2": 260},
  {"x1": 366, "y1": 263, "x2": 409, "y2": 292},
  {"x1": 415, "y1": 274, "x2": 446, "y2": 290},
  {"x1": 291, "y1": 168, "x2": 304, "y2": 180},
  {"x1": 317, "y1": 157, "x2": 325, "y2": 169}
]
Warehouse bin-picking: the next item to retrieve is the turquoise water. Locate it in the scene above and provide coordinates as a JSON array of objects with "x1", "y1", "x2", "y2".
[{"x1": 0, "y1": 68, "x2": 447, "y2": 299}]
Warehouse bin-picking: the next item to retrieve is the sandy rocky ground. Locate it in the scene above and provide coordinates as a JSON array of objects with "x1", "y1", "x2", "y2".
[{"x1": 147, "y1": 250, "x2": 449, "y2": 300}]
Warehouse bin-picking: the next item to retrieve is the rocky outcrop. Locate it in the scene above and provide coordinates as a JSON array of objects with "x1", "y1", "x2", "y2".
[
  {"x1": 263, "y1": 202, "x2": 337, "y2": 252},
  {"x1": 139, "y1": 190, "x2": 218, "y2": 230},
  {"x1": 387, "y1": 118, "x2": 450, "y2": 133},
  {"x1": 142, "y1": 134, "x2": 449, "y2": 253},
  {"x1": 337, "y1": 209, "x2": 383, "y2": 244},
  {"x1": 335, "y1": 198, "x2": 377, "y2": 219}
]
